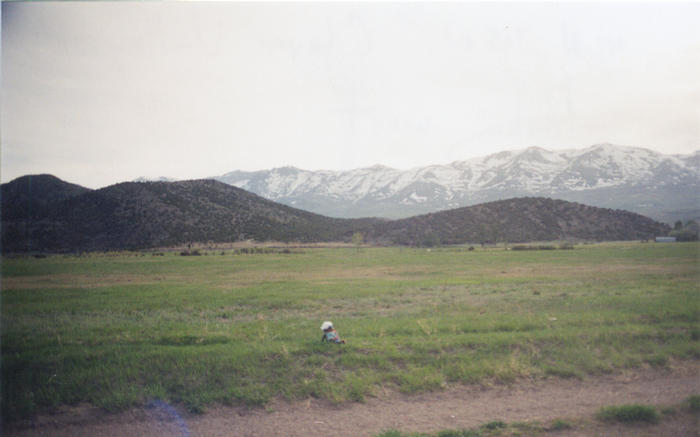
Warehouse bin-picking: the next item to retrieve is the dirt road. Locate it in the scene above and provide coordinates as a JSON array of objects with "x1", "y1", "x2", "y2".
[{"x1": 6, "y1": 364, "x2": 699, "y2": 437}]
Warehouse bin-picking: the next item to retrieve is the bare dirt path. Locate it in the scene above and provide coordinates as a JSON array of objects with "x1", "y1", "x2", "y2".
[{"x1": 6, "y1": 364, "x2": 699, "y2": 437}]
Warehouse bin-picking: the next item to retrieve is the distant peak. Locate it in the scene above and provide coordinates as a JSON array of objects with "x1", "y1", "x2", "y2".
[
  {"x1": 272, "y1": 166, "x2": 303, "y2": 175},
  {"x1": 366, "y1": 164, "x2": 394, "y2": 171},
  {"x1": 587, "y1": 143, "x2": 631, "y2": 152},
  {"x1": 10, "y1": 174, "x2": 63, "y2": 183},
  {"x1": 519, "y1": 146, "x2": 547, "y2": 156},
  {"x1": 582, "y1": 143, "x2": 664, "y2": 157},
  {"x1": 3, "y1": 174, "x2": 91, "y2": 191}
]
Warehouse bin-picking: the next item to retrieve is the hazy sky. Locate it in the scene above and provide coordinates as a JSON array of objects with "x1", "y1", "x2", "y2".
[{"x1": 3, "y1": 2, "x2": 699, "y2": 189}]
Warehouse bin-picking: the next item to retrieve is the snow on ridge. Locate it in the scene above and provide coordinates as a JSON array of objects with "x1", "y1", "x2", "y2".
[
  {"x1": 218, "y1": 144, "x2": 697, "y2": 203},
  {"x1": 133, "y1": 176, "x2": 177, "y2": 183}
]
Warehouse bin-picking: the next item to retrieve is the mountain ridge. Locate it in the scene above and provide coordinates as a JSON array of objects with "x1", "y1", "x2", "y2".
[{"x1": 212, "y1": 144, "x2": 699, "y2": 223}]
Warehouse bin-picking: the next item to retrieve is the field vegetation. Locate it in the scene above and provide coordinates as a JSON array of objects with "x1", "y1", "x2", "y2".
[
  {"x1": 373, "y1": 395, "x2": 700, "y2": 436},
  {"x1": 1, "y1": 242, "x2": 698, "y2": 422}
]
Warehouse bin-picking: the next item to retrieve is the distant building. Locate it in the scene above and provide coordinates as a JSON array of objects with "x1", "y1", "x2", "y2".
[{"x1": 655, "y1": 236, "x2": 677, "y2": 243}]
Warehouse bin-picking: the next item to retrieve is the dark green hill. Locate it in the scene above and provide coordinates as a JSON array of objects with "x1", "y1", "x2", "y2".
[
  {"x1": 1, "y1": 174, "x2": 90, "y2": 220},
  {"x1": 1, "y1": 178, "x2": 378, "y2": 253},
  {"x1": 369, "y1": 197, "x2": 670, "y2": 246},
  {"x1": 1, "y1": 176, "x2": 670, "y2": 253}
]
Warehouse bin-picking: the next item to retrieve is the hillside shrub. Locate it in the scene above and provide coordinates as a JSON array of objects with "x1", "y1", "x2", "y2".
[
  {"x1": 596, "y1": 404, "x2": 659, "y2": 423},
  {"x1": 686, "y1": 395, "x2": 700, "y2": 412},
  {"x1": 511, "y1": 245, "x2": 553, "y2": 251},
  {"x1": 512, "y1": 244, "x2": 568, "y2": 251},
  {"x1": 481, "y1": 420, "x2": 506, "y2": 430},
  {"x1": 550, "y1": 419, "x2": 572, "y2": 430}
]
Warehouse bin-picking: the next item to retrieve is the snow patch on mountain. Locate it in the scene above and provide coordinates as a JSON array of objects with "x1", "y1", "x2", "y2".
[
  {"x1": 133, "y1": 176, "x2": 177, "y2": 183},
  {"x1": 214, "y1": 144, "x2": 699, "y2": 222}
]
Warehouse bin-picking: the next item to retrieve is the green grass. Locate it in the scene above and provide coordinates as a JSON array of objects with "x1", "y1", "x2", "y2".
[
  {"x1": 1, "y1": 242, "x2": 699, "y2": 421},
  {"x1": 684, "y1": 395, "x2": 700, "y2": 412},
  {"x1": 549, "y1": 419, "x2": 572, "y2": 430},
  {"x1": 596, "y1": 404, "x2": 660, "y2": 423},
  {"x1": 480, "y1": 421, "x2": 506, "y2": 430}
]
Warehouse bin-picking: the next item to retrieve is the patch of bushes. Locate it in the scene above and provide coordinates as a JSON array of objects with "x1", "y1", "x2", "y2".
[
  {"x1": 376, "y1": 428, "x2": 482, "y2": 437},
  {"x1": 481, "y1": 420, "x2": 506, "y2": 430},
  {"x1": 549, "y1": 419, "x2": 572, "y2": 430},
  {"x1": 644, "y1": 354, "x2": 668, "y2": 367},
  {"x1": 669, "y1": 220, "x2": 699, "y2": 241},
  {"x1": 510, "y1": 243, "x2": 574, "y2": 251},
  {"x1": 511, "y1": 245, "x2": 556, "y2": 251},
  {"x1": 233, "y1": 247, "x2": 299, "y2": 255},
  {"x1": 685, "y1": 395, "x2": 700, "y2": 412},
  {"x1": 596, "y1": 404, "x2": 659, "y2": 423}
]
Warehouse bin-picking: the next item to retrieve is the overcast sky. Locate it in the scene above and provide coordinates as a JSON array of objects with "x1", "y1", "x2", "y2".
[{"x1": 2, "y1": 2, "x2": 699, "y2": 189}]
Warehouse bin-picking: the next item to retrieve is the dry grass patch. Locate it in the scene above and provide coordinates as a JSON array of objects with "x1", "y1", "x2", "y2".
[{"x1": 1, "y1": 273, "x2": 176, "y2": 290}]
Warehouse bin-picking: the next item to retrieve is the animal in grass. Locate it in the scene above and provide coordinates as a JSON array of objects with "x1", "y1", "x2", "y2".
[{"x1": 320, "y1": 321, "x2": 346, "y2": 344}]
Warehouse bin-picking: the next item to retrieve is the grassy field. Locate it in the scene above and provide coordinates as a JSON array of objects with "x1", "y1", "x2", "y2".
[{"x1": 1, "y1": 242, "x2": 698, "y2": 421}]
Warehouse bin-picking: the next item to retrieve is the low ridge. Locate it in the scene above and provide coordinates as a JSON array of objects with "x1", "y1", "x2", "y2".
[{"x1": 369, "y1": 197, "x2": 669, "y2": 246}]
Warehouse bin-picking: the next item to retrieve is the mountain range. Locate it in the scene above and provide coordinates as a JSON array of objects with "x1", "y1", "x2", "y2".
[
  {"x1": 212, "y1": 144, "x2": 699, "y2": 223},
  {"x1": 2, "y1": 174, "x2": 669, "y2": 253}
]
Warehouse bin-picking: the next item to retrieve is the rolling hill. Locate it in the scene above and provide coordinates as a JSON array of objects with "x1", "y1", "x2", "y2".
[
  {"x1": 368, "y1": 197, "x2": 670, "y2": 246},
  {"x1": 1, "y1": 176, "x2": 379, "y2": 253},
  {"x1": 1, "y1": 174, "x2": 90, "y2": 220},
  {"x1": 1, "y1": 175, "x2": 670, "y2": 253}
]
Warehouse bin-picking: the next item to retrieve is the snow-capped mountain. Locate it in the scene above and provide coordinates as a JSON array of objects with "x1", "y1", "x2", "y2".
[{"x1": 216, "y1": 144, "x2": 699, "y2": 223}]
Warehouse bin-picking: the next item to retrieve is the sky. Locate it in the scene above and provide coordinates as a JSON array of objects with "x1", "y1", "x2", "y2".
[{"x1": 2, "y1": 2, "x2": 699, "y2": 189}]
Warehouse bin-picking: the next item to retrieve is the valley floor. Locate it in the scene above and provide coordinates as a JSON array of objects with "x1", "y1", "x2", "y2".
[{"x1": 6, "y1": 362, "x2": 698, "y2": 437}]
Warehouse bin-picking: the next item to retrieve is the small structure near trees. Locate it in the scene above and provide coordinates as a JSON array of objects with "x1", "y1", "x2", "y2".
[{"x1": 655, "y1": 236, "x2": 677, "y2": 243}]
